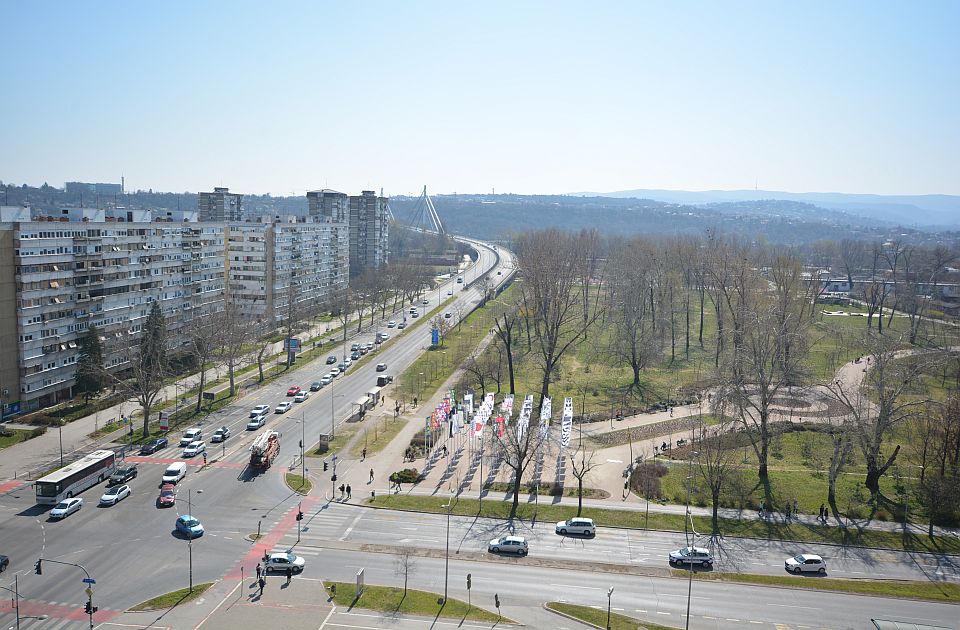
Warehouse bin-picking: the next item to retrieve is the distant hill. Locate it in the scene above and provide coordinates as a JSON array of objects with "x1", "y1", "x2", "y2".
[{"x1": 573, "y1": 188, "x2": 960, "y2": 228}]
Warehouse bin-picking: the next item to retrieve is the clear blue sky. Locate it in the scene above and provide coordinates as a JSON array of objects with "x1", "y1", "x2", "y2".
[{"x1": 2, "y1": 1, "x2": 958, "y2": 196}]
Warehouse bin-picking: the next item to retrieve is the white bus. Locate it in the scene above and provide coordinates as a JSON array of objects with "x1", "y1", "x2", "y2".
[{"x1": 35, "y1": 449, "x2": 117, "y2": 505}]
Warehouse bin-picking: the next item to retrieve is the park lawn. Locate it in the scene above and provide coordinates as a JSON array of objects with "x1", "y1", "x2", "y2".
[
  {"x1": 352, "y1": 415, "x2": 409, "y2": 458},
  {"x1": 367, "y1": 494, "x2": 960, "y2": 554},
  {"x1": 307, "y1": 423, "x2": 359, "y2": 457},
  {"x1": 323, "y1": 581, "x2": 503, "y2": 623},
  {"x1": 547, "y1": 601, "x2": 678, "y2": 630},
  {"x1": 691, "y1": 572, "x2": 960, "y2": 602}
]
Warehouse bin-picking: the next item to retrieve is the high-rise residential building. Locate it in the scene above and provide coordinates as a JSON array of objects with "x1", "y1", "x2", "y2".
[
  {"x1": 306, "y1": 189, "x2": 348, "y2": 223},
  {"x1": 199, "y1": 187, "x2": 243, "y2": 222},
  {"x1": 0, "y1": 206, "x2": 225, "y2": 415},
  {"x1": 348, "y1": 190, "x2": 389, "y2": 276}
]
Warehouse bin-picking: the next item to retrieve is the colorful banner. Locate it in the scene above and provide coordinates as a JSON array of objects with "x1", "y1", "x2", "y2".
[
  {"x1": 495, "y1": 415, "x2": 505, "y2": 439},
  {"x1": 502, "y1": 394, "x2": 514, "y2": 419},
  {"x1": 560, "y1": 397, "x2": 574, "y2": 448}
]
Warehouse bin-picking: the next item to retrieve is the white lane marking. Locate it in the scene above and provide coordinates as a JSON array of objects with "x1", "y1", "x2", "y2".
[
  {"x1": 768, "y1": 603, "x2": 819, "y2": 609},
  {"x1": 339, "y1": 511, "x2": 364, "y2": 541},
  {"x1": 550, "y1": 584, "x2": 602, "y2": 590}
]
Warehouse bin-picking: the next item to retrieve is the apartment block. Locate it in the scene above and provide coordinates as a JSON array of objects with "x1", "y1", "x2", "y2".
[
  {"x1": 348, "y1": 190, "x2": 390, "y2": 277},
  {"x1": 307, "y1": 189, "x2": 348, "y2": 223},
  {"x1": 199, "y1": 187, "x2": 243, "y2": 222}
]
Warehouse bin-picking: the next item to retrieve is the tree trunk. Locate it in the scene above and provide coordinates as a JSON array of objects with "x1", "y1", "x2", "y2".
[
  {"x1": 865, "y1": 445, "x2": 900, "y2": 499},
  {"x1": 577, "y1": 475, "x2": 584, "y2": 516},
  {"x1": 509, "y1": 467, "x2": 522, "y2": 520},
  {"x1": 142, "y1": 402, "x2": 151, "y2": 439},
  {"x1": 711, "y1": 490, "x2": 721, "y2": 534},
  {"x1": 228, "y1": 363, "x2": 236, "y2": 397},
  {"x1": 196, "y1": 371, "x2": 206, "y2": 412}
]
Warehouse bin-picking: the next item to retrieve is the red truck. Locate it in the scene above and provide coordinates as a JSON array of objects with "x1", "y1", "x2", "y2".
[{"x1": 249, "y1": 430, "x2": 280, "y2": 469}]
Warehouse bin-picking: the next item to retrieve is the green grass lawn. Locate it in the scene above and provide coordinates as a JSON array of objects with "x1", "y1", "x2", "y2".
[
  {"x1": 0, "y1": 428, "x2": 45, "y2": 449},
  {"x1": 692, "y1": 572, "x2": 960, "y2": 602},
  {"x1": 547, "y1": 601, "x2": 678, "y2": 630},
  {"x1": 285, "y1": 473, "x2": 312, "y2": 495},
  {"x1": 323, "y1": 581, "x2": 503, "y2": 623},
  {"x1": 352, "y1": 416, "x2": 409, "y2": 458},
  {"x1": 129, "y1": 582, "x2": 214, "y2": 611},
  {"x1": 368, "y1": 493, "x2": 960, "y2": 554}
]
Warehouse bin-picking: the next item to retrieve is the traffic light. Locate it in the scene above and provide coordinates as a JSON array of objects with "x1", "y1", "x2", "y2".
[
  {"x1": 84, "y1": 601, "x2": 92, "y2": 614},
  {"x1": 466, "y1": 573, "x2": 472, "y2": 590},
  {"x1": 35, "y1": 559, "x2": 42, "y2": 575},
  {"x1": 331, "y1": 474, "x2": 337, "y2": 482},
  {"x1": 323, "y1": 461, "x2": 328, "y2": 471},
  {"x1": 494, "y1": 593, "x2": 500, "y2": 609},
  {"x1": 296, "y1": 511, "x2": 303, "y2": 521}
]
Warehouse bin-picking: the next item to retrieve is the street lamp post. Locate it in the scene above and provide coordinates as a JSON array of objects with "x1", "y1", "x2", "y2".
[
  {"x1": 441, "y1": 491, "x2": 454, "y2": 604},
  {"x1": 684, "y1": 451, "x2": 700, "y2": 630},
  {"x1": 606, "y1": 587, "x2": 614, "y2": 630}
]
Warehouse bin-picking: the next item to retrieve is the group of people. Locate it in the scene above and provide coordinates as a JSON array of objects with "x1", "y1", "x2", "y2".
[
  {"x1": 338, "y1": 483, "x2": 352, "y2": 500},
  {"x1": 253, "y1": 560, "x2": 294, "y2": 596},
  {"x1": 755, "y1": 500, "x2": 830, "y2": 525}
]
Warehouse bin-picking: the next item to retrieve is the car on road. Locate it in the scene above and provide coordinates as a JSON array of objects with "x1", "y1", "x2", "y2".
[
  {"x1": 444, "y1": 312, "x2": 451, "y2": 318},
  {"x1": 488, "y1": 536, "x2": 528, "y2": 555},
  {"x1": 175, "y1": 514, "x2": 204, "y2": 538},
  {"x1": 211, "y1": 426, "x2": 231, "y2": 442},
  {"x1": 310, "y1": 381, "x2": 323, "y2": 391},
  {"x1": 265, "y1": 552, "x2": 306, "y2": 573},
  {"x1": 183, "y1": 440, "x2": 206, "y2": 457},
  {"x1": 376, "y1": 363, "x2": 388, "y2": 372},
  {"x1": 158, "y1": 484, "x2": 177, "y2": 507},
  {"x1": 344, "y1": 357, "x2": 353, "y2": 367},
  {"x1": 359, "y1": 346, "x2": 369, "y2": 355},
  {"x1": 110, "y1": 463, "x2": 138, "y2": 484},
  {"x1": 387, "y1": 321, "x2": 397, "y2": 328},
  {"x1": 99, "y1": 484, "x2": 131, "y2": 506},
  {"x1": 320, "y1": 375, "x2": 333, "y2": 385},
  {"x1": 447, "y1": 289, "x2": 453, "y2": 295},
  {"x1": 785, "y1": 554, "x2": 826, "y2": 574},
  {"x1": 179, "y1": 427, "x2": 203, "y2": 446},
  {"x1": 140, "y1": 437, "x2": 168, "y2": 454},
  {"x1": 250, "y1": 404, "x2": 270, "y2": 417},
  {"x1": 457, "y1": 276, "x2": 464, "y2": 283},
  {"x1": 350, "y1": 351, "x2": 361, "y2": 361},
  {"x1": 50, "y1": 497, "x2": 83, "y2": 520},
  {"x1": 668, "y1": 546, "x2": 713, "y2": 567},
  {"x1": 422, "y1": 299, "x2": 430, "y2": 305},
  {"x1": 326, "y1": 355, "x2": 337, "y2": 364},
  {"x1": 351, "y1": 343, "x2": 360, "y2": 352},
  {"x1": 275, "y1": 402, "x2": 293, "y2": 414},
  {"x1": 556, "y1": 517, "x2": 596, "y2": 536},
  {"x1": 337, "y1": 362, "x2": 347, "y2": 372},
  {"x1": 162, "y1": 462, "x2": 187, "y2": 484},
  {"x1": 0, "y1": 555, "x2": 8, "y2": 572},
  {"x1": 411, "y1": 311, "x2": 419, "y2": 318},
  {"x1": 286, "y1": 386, "x2": 301, "y2": 396},
  {"x1": 247, "y1": 413, "x2": 267, "y2": 430},
  {"x1": 397, "y1": 322, "x2": 407, "y2": 329},
  {"x1": 294, "y1": 391, "x2": 309, "y2": 402}
]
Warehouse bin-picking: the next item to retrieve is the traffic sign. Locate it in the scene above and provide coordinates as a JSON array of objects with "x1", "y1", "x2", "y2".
[{"x1": 83, "y1": 578, "x2": 96, "y2": 584}]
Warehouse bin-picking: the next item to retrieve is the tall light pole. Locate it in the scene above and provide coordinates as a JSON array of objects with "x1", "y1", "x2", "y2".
[
  {"x1": 441, "y1": 490, "x2": 454, "y2": 604},
  {"x1": 684, "y1": 451, "x2": 699, "y2": 630},
  {"x1": 418, "y1": 372, "x2": 424, "y2": 404},
  {"x1": 606, "y1": 587, "x2": 614, "y2": 630}
]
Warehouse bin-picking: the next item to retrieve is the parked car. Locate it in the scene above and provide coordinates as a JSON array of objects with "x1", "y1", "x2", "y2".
[
  {"x1": 247, "y1": 413, "x2": 268, "y2": 430},
  {"x1": 158, "y1": 484, "x2": 177, "y2": 507},
  {"x1": 286, "y1": 386, "x2": 301, "y2": 397},
  {"x1": 376, "y1": 363, "x2": 388, "y2": 372},
  {"x1": 110, "y1": 463, "x2": 138, "y2": 484},
  {"x1": 265, "y1": 552, "x2": 306, "y2": 573},
  {"x1": 211, "y1": 426, "x2": 231, "y2": 442},
  {"x1": 668, "y1": 546, "x2": 713, "y2": 567},
  {"x1": 294, "y1": 391, "x2": 309, "y2": 402},
  {"x1": 175, "y1": 514, "x2": 204, "y2": 538},
  {"x1": 785, "y1": 554, "x2": 826, "y2": 574},
  {"x1": 50, "y1": 497, "x2": 83, "y2": 519},
  {"x1": 387, "y1": 321, "x2": 397, "y2": 328},
  {"x1": 99, "y1": 484, "x2": 131, "y2": 506},
  {"x1": 555, "y1": 517, "x2": 596, "y2": 536},
  {"x1": 140, "y1": 437, "x2": 169, "y2": 454},
  {"x1": 250, "y1": 404, "x2": 270, "y2": 417},
  {"x1": 488, "y1": 536, "x2": 528, "y2": 556},
  {"x1": 183, "y1": 441, "x2": 206, "y2": 457},
  {"x1": 179, "y1": 427, "x2": 203, "y2": 446},
  {"x1": 310, "y1": 381, "x2": 323, "y2": 391},
  {"x1": 275, "y1": 402, "x2": 293, "y2": 414}
]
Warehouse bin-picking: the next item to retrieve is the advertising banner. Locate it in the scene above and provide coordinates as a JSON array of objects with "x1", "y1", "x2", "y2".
[{"x1": 561, "y1": 397, "x2": 574, "y2": 448}]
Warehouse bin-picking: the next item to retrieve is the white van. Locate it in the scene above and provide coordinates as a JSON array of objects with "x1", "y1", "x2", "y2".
[
  {"x1": 161, "y1": 462, "x2": 187, "y2": 484},
  {"x1": 179, "y1": 427, "x2": 202, "y2": 446}
]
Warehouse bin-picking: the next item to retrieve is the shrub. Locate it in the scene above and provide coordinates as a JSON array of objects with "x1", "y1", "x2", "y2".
[{"x1": 390, "y1": 468, "x2": 419, "y2": 484}]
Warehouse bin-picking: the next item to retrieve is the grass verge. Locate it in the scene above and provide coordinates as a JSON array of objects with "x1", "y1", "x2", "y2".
[
  {"x1": 323, "y1": 581, "x2": 505, "y2": 623},
  {"x1": 546, "y1": 602, "x2": 677, "y2": 630},
  {"x1": 285, "y1": 473, "x2": 312, "y2": 495},
  {"x1": 129, "y1": 582, "x2": 214, "y2": 611},
  {"x1": 367, "y1": 494, "x2": 960, "y2": 555},
  {"x1": 688, "y1": 572, "x2": 960, "y2": 602},
  {"x1": 351, "y1": 416, "x2": 409, "y2": 458},
  {"x1": 0, "y1": 428, "x2": 45, "y2": 449}
]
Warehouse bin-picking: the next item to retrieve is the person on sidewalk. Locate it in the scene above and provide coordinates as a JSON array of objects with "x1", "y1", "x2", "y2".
[
  {"x1": 346, "y1": 484, "x2": 352, "y2": 499},
  {"x1": 258, "y1": 576, "x2": 266, "y2": 596},
  {"x1": 338, "y1": 483, "x2": 345, "y2": 500},
  {"x1": 361, "y1": 447, "x2": 367, "y2": 461},
  {"x1": 369, "y1": 468, "x2": 374, "y2": 483},
  {"x1": 256, "y1": 563, "x2": 262, "y2": 580},
  {"x1": 286, "y1": 567, "x2": 293, "y2": 584}
]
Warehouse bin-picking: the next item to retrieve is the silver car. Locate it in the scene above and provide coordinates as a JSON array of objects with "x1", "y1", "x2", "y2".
[
  {"x1": 669, "y1": 546, "x2": 713, "y2": 567},
  {"x1": 50, "y1": 497, "x2": 83, "y2": 519},
  {"x1": 785, "y1": 553, "x2": 826, "y2": 574},
  {"x1": 556, "y1": 517, "x2": 596, "y2": 536},
  {"x1": 488, "y1": 536, "x2": 528, "y2": 556}
]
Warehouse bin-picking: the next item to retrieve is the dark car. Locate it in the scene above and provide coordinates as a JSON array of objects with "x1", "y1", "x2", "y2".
[
  {"x1": 140, "y1": 437, "x2": 168, "y2": 454},
  {"x1": 326, "y1": 355, "x2": 337, "y2": 364},
  {"x1": 0, "y1": 554, "x2": 8, "y2": 572},
  {"x1": 310, "y1": 381, "x2": 322, "y2": 391},
  {"x1": 350, "y1": 351, "x2": 361, "y2": 361},
  {"x1": 109, "y1": 464, "x2": 138, "y2": 484}
]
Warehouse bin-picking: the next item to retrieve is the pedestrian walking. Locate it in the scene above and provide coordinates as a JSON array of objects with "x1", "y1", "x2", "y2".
[
  {"x1": 669, "y1": 406, "x2": 674, "y2": 417},
  {"x1": 339, "y1": 483, "x2": 345, "y2": 500},
  {"x1": 256, "y1": 563, "x2": 262, "y2": 580},
  {"x1": 258, "y1": 576, "x2": 266, "y2": 596},
  {"x1": 286, "y1": 567, "x2": 293, "y2": 584},
  {"x1": 346, "y1": 484, "x2": 352, "y2": 499},
  {"x1": 362, "y1": 447, "x2": 367, "y2": 461},
  {"x1": 369, "y1": 468, "x2": 374, "y2": 483}
]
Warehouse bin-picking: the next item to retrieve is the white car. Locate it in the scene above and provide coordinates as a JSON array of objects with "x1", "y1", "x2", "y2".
[
  {"x1": 488, "y1": 536, "x2": 528, "y2": 555},
  {"x1": 250, "y1": 404, "x2": 270, "y2": 418},
  {"x1": 265, "y1": 552, "x2": 306, "y2": 573},
  {"x1": 275, "y1": 402, "x2": 293, "y2": 414},
  {"x1": 320, "y1": 375, "x2": 332, "y2": 385},
  {"x1": 669, "y1": 546, "x2": 713, "y2": 567},
  {"x1": 247, "y1": 413, "x2": 267, "y2": 430},
  {"x1": 343, "y1": 358, "x2": 352, "y2": 367},
  {"x1": 179, "y1": 427, "x2": 203, "y2": 446},
  {"x1": 785, "y1": 554, "x2": 826, "y2": 574},
  {"x1": 99, "y1": 484, "x2": 131, "y2": 506},
  {"x1": 50, "y1": 497, "x2": 83, "y2": 519},
  {"x1": 211, "y1": 426, "x2": 231, "y2": 442},
  {"x1": 183, "y1": 441, "x2": 206, "y2": 457},
  {"x1": 447, "y1": 289, "x2": 453, "y2": 295},
  {"x1": 556, "y1": 517, "x2": 596, "y2": 536},
  {"x1": 387, "y1": 321, "x2": 397, "y2": 328},
  {"x1": 293, "y1": 391, "x2": 309, "y2": 403}
]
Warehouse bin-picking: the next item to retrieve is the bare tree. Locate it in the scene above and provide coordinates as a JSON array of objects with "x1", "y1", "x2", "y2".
[
  {"x1": 695, "y1": 417, "x2": 739, "y2": 536},
  {"x1": 568, "y1": 445, "x2": 600, "y2": 517},
  {"x1": 491, "y1": 415, "x2": 540, "y2": 520},
  {"x1": 184, "y1": 311, "x2": 222, "y2": 412},
  {"x1": 217, "y1": 305, "x2": 255, "y2": 396},
  {"x1": 394, "y1": 551, "x2": 417, "y2": 597},
  {"x1": 492, "y1": 307, "x2": 519, "y2": 395}
]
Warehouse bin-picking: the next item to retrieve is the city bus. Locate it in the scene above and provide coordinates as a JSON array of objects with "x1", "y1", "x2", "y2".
[{"x1": 34, "y1": 449, "x2": 117, "y2": 505}]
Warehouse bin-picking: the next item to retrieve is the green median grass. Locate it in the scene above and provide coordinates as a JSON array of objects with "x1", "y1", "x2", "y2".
[
  {"x1": 129, "y1": 582, "x2": 214, "y2": 611},
  {"x1": 547, "y1": 602, "x2": 678, "y2": 630},
  {"x1": 367, "y1": 494, "x2": 960, "y2": 555},
  {"x1": 285, "y1": 473, "x2": 312, "y2": 495},
  {"x1": 323, "y1": 581, "x2": 506, "y2": 623},
  {"x1": 688, "y1": 572, "x2": 960, "y2": 602}
]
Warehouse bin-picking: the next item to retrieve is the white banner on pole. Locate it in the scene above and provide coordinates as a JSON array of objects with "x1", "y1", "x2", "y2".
[
  {"x1": 561, "y1": 397, "x2": 574, "y2": 448},
  {"x1": 464, "y1": 392, "x2": 474, "y2": 416}
]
